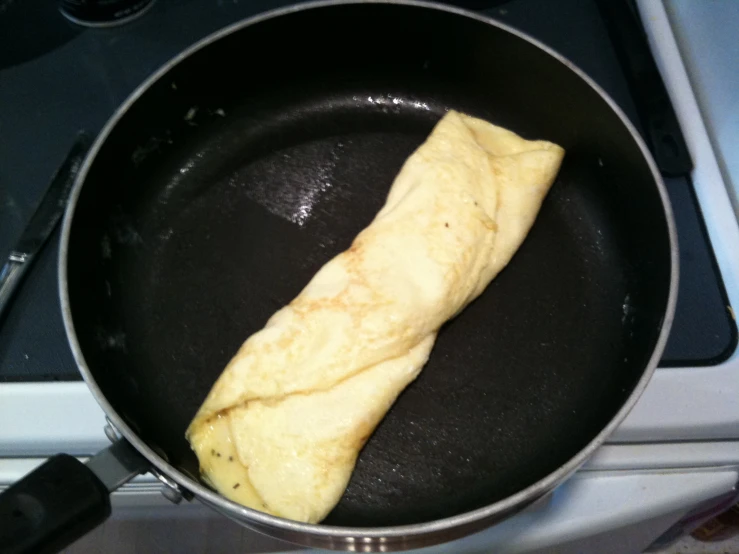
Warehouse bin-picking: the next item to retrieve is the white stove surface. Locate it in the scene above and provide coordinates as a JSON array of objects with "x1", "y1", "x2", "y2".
[
  {"x1": 665, "y1": 0, "x2": 739, "y2": 214},
  {"x1": 605, "y1": 0, "x2": 739, "y2": 444},
  {"x1": 1, "y1": 1, "x2": 738, "y2": 552}
]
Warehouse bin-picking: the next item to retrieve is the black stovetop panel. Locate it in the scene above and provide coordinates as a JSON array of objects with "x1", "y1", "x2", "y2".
[{"x1": 0, "y1": 0, "x2": 735, "y2": 381}]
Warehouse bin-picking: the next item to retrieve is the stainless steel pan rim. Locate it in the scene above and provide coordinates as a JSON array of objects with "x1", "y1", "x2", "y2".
[{"x1": 58, "y1": 0, "x2": 679, "y2": 548}]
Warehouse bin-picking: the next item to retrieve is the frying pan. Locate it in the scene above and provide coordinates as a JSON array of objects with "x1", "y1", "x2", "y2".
[{"x1": 0, "y1": 1, "x2": 677, "y2": 552}]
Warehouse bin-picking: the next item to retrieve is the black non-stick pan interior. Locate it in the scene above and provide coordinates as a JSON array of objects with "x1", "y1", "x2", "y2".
[{"x1": 66, "y1": 3, "x2": 672, "y2": 527}]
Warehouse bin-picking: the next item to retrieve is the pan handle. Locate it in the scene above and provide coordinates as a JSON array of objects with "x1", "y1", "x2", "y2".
[{"x1": 0, "y1": 439, "x2": 149, "y2": 554}]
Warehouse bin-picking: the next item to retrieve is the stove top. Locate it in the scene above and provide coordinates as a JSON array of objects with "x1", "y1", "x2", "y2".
[{"x1": 0, "y1": 0, "x2": 735, "y2": 381}]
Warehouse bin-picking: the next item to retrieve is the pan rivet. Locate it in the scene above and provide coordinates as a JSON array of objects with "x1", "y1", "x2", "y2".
[
  {"x1": 103, "y1": 420, "x2": 121, "y2": 443},
  {"x1": 160, "y1": 484, "x2": 183, "y2": 504},
  {"x1": 149, "y1": 466, "x2": 188, "y2": 504}
]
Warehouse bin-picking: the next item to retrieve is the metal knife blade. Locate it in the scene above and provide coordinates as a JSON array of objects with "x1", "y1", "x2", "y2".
[
  {"x1": 12, "y1": 132, "x2": 91, "y2": 258},
  {"x1": 0, "y1": 132, "x2": 91, "y2": 321}
]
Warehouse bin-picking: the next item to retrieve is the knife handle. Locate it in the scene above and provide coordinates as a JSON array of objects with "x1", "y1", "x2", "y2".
[{"x1": 0, "y1": 253, "x2": 32, "y2": 322}]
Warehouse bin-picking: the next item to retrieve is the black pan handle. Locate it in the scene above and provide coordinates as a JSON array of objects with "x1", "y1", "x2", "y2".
[{"x1": 0, "y1": 439, "x2": 149, "y2": 554}]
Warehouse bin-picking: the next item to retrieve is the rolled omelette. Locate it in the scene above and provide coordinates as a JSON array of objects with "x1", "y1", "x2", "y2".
[{"x1": 186, "y1": 110, "x2": 565, "y2": 524}]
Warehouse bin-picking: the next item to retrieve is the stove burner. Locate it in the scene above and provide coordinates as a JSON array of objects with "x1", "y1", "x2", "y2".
[{"x1": 59, "y1": 0, "x2": 155, "y2": 28}]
